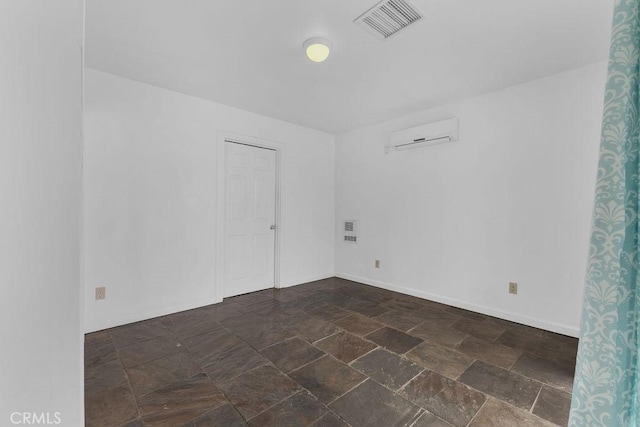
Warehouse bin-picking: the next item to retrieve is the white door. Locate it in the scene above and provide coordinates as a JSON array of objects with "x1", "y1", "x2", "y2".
[{"x1": 224, "y1": 142, "x2": 277, "y2": 297}]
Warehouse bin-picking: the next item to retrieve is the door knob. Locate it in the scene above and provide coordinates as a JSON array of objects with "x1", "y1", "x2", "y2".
[{"x1": 270, "y1": 224, "x2": 277, "y2": 230}]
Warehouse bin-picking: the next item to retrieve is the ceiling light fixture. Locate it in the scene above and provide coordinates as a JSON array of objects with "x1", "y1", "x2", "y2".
[{"x1": 303, "y1": 37, "x2": 332, "y2": 63}]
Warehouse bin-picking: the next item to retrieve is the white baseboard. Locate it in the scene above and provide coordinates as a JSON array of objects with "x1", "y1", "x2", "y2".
[
  {"x1": 84, "y1": 296, "x2": 222, "y2": 334},
  {"x1": 335, "y1": 272, "x2": 580, "y2": 338},
  {"x1": 280, "y1": 272, "x2": 335, "y2": 288},
  {"x1": 86, "y1": 272, "x2": 579, "y2": 338},
  {"x1": 85, "y1": 272, "x2": 335, "y2": 333}
]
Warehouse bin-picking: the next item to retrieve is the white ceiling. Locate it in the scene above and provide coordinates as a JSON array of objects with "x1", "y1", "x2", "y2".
[{"x1": 85, "y1": 0, "x2": 613, "y2": 134}]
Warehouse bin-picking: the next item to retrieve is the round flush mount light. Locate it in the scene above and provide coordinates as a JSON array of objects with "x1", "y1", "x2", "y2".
[{"x1": 303, "y1": 37, "x2": 332, "y2": 63}]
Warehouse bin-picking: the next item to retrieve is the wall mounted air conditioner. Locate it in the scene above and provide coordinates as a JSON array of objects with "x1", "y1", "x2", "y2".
[{"x1": 386, "y1": 117, "x2": 458, "y2": 153}]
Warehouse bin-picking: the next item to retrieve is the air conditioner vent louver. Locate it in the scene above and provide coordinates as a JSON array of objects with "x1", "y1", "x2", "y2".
[
  {"x1": 354, "y1": 0, "x2": 423, "y2": 40},
  {"x1": 344, "y1": 220, "x2": 357, "y2": 244}
]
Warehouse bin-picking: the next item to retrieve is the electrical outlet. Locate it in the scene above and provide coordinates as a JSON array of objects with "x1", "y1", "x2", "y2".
[
  {"x1": 95, "y1": 286, "x2": 106, "y2": 300},
  {"x1": 375, "y1": 260, "x2": 380, "y2": 269},
  {"x1": 509, "y1": 282, "x2": 518, "y2": 295}
]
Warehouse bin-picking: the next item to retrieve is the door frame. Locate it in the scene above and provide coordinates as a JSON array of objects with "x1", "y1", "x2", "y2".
[{"x1": 215, "y1": 131, "x2": 285, "y2": 302}]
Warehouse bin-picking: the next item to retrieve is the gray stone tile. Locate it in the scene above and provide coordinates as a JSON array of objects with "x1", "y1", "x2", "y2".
[
  {"x1": 261, "y1": 337, "x2": 325, "y2": 372},
  {"x1": 85, "y1": 385, "x2": 139, "y2": 427},
  {"x1": 374, "y1": 310, "x2": 425, "y2": 331},
  {"x1": 220, "y1": 312, "x2": 274, "y2": 332},
  {"x1": 162, "y1": 310, "x2": 223, "y2": 340},
  {"x1": 229, "y1": 290, "x2": 276, "y2": 307},
  {"x1": 455, "y1": 336, "x2": 521, "y2": 369},
  {"x1": 400, "y1": 370, "x2": 486, "y2": 427},
  {"x1": 365, "y1": 327, "x2": 423, "y2": 354},
  {"x1": 109, "y1": 321, "x2": 170, "y2": 348},
  {"x1": 209, "y1": 302, "x2": 250, "y2": 324},
  {"x1": 121, "y1": 418, "x2": 145, "y2": 427},
  {"x1": 234, "y1": 322, "x2": 295, "y2": 350},
  {"x1": 245, "y1": 299, "x2": 287, "y2": 316},
  {"x1": 419, "y1": 300, "x2": 451, "y2": 313},
  {"x1": 330, "y1": 379, "x2": 422, "y2": 427},
  {"x1": 411, "y1": 412, "x2": 454, "y2": 427},
  {"x1": 469, "y1": 398, "x2": 555, "y2": 427},
  {"x1": 495, "y1": 329, "x2": 560, "y2": 360},
  {"x1": 334, "y1": 313, "x2": 385, "y2": 336},
  {"x1": 556, "y1": 345, "x2": 578, "y2": 366},
  {"x1": 284, "y1": 314, "x2": 338, "y2": 343},
  {"x1": 219, "y1": 365, "x2": 301, "y2": 419},
  {"x1": 118, "y1": 335, "x2": 184, "y2": 368},
  {"x1": 273, "y1": 288, "x2": 307, "y2": 303},
  {"x1": 444, "y1": 307, "x2": 487, "y2": 321},
  {"x1": 451, "y1": 318, "x2": 506, "y2": 341},
  {"x1": 201, "y1": 338, "x2": 269, "y2": 384},
  {"x1": 492, "y1": 319, "x2": 547, "y2": 337},
  {"x1": 126, "y1": 352, "x2": 203, "y2": 397},
  {"x1": 315, "y1": 331, "x2": 377, "y2": 363},
  {"x1": 346, "y1": 299, "x2": 389, "y2": 317},
  {"x1": 352, "y1": 348, "x2": 423, "y2": 391},
  {"x1": 181, "y1": 328, "x2": 235, "y2": 363},
  {"x1": 544, "y1": 331, "x2": 579, "y2": 351},
  {"x1": 138, "y1": 373, "x2": 228, "y2": 426},
  {"x1": 408, "y1": 323, "x2": 467, "y2": 348},
  {"x1": 411, "y1": 310, "x2": 461, "y2": 328},
  {"x1": 512, "y1": 354, "x2": 575, "y2": 392},
  {"x1": 305, "y1": 304, "x2": 351, "y2": 322},
  {"x1": 294, "y1": 279, "x2": 336, "y2": 293},
  {"x1": 381, "y1": 298, "x2": 425, "y2": 312},
  {"x1": 84, "y1": 334, "x2": 118, "y2": 369},
  {"x1": 532, "y1": 386, "x2": 571, "y2": 426},
  {"x1": 310, "y1": 413, "x2": 349, "y2": 426},
  {"x1": 253, "y1": 302, "x2": 305, "y2": 324},
  {"x1": 290, "y1": 356, "x2": 366, "y2": 404},
  {"x1": 182, "y1": 403, "x2": 248, "y2": 426},
  {"x1": 458, "y1": 361, "x2": 541, "y2": 410},
  {"x1": 406, "y1": 342, "x2": 475, "y2": 380},
  {"x1": 85, "y1": 359, "x2": 129, "y2": 397},
  {"x1": 85, "y1": 280, "x2": 580, "y2": 427},
  {"x1": 248, "y1": 391, "x2": 329, "y2": 426}
]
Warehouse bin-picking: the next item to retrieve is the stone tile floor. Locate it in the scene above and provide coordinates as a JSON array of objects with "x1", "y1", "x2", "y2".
[{"x1": 85, "y1": 277, "x2": 577, "y2": 426}]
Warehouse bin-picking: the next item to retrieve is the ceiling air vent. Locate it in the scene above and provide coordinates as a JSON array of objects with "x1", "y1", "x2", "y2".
[{"x1": 354, "y1": 0, "x2": 424, "y2": 40}]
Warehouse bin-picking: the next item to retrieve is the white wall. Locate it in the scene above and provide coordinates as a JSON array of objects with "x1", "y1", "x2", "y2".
[
  {"x1": 335, "y1": 62, "x2": 607, "y2": 337},
  {"x1": 84, "y1": 69, "x2": 335, "y2": 332},
  {"x1": 0, "y1": 1, "x2": 84, "y2": 425}
]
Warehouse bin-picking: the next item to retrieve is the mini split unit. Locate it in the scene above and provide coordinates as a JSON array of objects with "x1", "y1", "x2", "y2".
[{"x1": 386, "y1": 117, "x2": 459, "y2": 153}]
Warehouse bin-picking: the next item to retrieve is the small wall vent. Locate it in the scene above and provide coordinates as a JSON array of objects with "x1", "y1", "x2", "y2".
[
  {"x1": 344, "y1": 220, "x2": 357, "y2": 244},
  {"x1": 354, "y1": 0, "x2": 423, "y2": 40}
]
